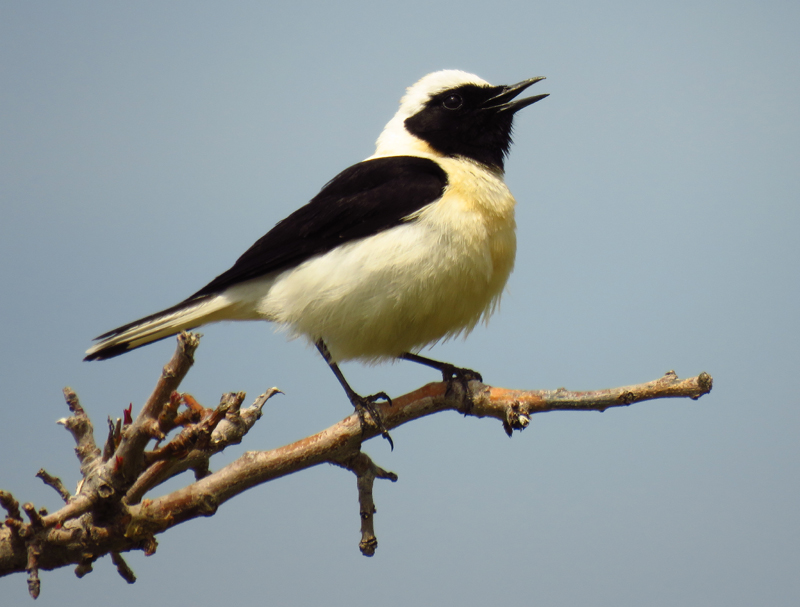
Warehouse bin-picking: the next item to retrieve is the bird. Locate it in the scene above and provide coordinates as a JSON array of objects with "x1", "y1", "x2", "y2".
[{"x1": 85, "y1": 69, "x2": 548, "y2": 446}]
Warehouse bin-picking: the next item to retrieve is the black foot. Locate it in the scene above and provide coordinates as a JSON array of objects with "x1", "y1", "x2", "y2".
[
  {"x1": 399, "y1": 353, "x2": 482, "y2": 411},
  {"x1": 440, "y1": 365, "x2": 481, "y2": 409},
  {"x1": 435, "y1": 363, "x2": 482, "y2": 384},
  {"x1": 316, "y1": 340, "x2": 395, "y2": 449},
  {"x1": 399, "y1": 352, "x2": 483, "y2": 383},
  {"x1": 352, "y1": 391, "x2": 394, "y2": 450}
]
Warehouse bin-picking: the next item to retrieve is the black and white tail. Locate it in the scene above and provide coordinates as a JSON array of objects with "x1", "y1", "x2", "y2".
[{"x1": 84, "y1": 294, "x2": 232, "y2": 360}]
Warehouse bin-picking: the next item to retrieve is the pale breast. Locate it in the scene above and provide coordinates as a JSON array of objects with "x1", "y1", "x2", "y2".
[{"x1": 260, "y1": 158, "x2": 517, "y2": 362}]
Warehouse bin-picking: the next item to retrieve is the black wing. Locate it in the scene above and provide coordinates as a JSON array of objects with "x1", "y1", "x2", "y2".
[{"x1": 188, "y1": 155, "x2": 448, "y2": 299}]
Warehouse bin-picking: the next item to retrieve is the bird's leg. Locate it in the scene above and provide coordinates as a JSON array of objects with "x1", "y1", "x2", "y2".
[
  {"x1": 316, "y1": 340, "x2": 394, "y2": 450},
  {"x1": 400, "y1": 352, "x2": 482, "y2": 411},
  {"x1": 399, "y1": 352, "x2": 483, "y2": 383}
]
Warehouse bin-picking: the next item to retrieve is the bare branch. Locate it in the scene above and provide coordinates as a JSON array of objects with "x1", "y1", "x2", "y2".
[
  {"x1": 57, "y1": 388, "x2": 101, "y2": 477},
  {"x1": 144, "y1": 396, "x2": 233, "y2": 465},
  {"x1": 124, "y1": 388, "x2": 281, "y2": 506},
  {"x1": 21, "y1": 504, "x2": 44, "y2": 529},
  {"x1": 35, "y1": 470, "x2": 71, "y2": 503},
  {"x1": 332, "y1": 451, "x2": 398, "y2": 556},
  {"x1": 102, "y1": 417, "x2": 122, "y2": 462},
  {"x1": 155, "y1": 391, "x2": 183, "y2": 440},
  {"x1": 111, "y1": 332, "x2": 200, "y2": 485},
  {"x1": 110, "y1": 551, "x2": 136, "y2": 584},
  {"x1": 0, "y1": 491, "x2": 22, "y2": 522},
  {"x1": 469, "y1": 369, "x2": 713, "y2": 423},
  {"x1": 74, "y1": 555, "x2": 94, "y2": 578},
  {"x1": 40, "y1": 496, "x2": 94, "y2": 529},
  {"x1": 127, "y1": 369, "x2": 711, "y2": 542},
  {"x1": 26, "y1": 544, "x2": 40, "y2": 599},
  {"x1": 0, "y1": 333, "x2": 713, "y2": 595}
]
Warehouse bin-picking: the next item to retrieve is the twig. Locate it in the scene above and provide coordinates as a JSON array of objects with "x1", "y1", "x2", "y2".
[
  {"x1": 35, "y1": 470, "x2": 71, "y2": 503},
  {"x1": 102, "y1": 417, "x2": 118, "y2": 462},
  {"x1": 124, "y1": 389, "x2": 280, "y2": 505},
  {"x1": 470, "y1": 370, "x2": 713, "y2": 423},
  {"x1": 57, "y1": 388, "x2": 101, "y2": 477},
  {"x1": 21, "y1": 504, "x2": 44, "y2": 529},
  {"x1": 26, "y1": 544, "x2": 40, "y2": 599},
  {"x1": 111, "y1": 551, "x2": 136, "y2": 584},
  {"x1": 111, "y1": 332, "x2": 200, "y2": 486},
  {"x1": 333, "y1": 451, "x2": 398, "y2": 556},
  {"x1": 155, "y1": 391, "x2": 183, "y2": 439},
  {"x1": 0, "y1": 490, "x2": 22, "y2": 521},
  {"x1": 144, "y1": 397, "x2": 232, "y2": 465},
  {"x1": 41, "y1": 495, "x2": 94, "y2": 529},
  {"x1": 74, "y1": 555, "x2": 94, "y2": 578}
]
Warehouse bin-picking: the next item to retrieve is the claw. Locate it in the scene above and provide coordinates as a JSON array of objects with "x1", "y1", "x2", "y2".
[
  {"x1": 399, "y1": 352, "x2": 481, "y2": 412},
  {"x1": 437, "y1": 363, "x2": 482, "y2": 383},
  {"x1": 316, "y1": 339, "x2": 396, "y2": 449},
  {"x1": 354, "y1": 392, "x2": 394, "y2": 450}
]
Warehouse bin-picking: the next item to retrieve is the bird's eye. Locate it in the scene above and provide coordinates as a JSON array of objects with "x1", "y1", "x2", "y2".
[{"x1": 442, "y1": 94, "x2": 463, "y2": 110}]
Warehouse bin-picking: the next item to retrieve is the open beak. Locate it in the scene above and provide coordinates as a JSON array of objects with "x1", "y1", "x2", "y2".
[{"x1": 482, "y1": 77, "x2": 548, "y2": 113}]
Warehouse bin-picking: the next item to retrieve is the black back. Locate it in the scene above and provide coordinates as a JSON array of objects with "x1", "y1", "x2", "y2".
[{"x1": 189, "y1": 155, "x2": 448, "y2": 300}]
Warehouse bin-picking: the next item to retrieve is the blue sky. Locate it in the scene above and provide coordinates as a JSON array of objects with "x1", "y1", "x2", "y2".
[{"x1": 2, "y1": 2, "x2": 799, "y2": 605}]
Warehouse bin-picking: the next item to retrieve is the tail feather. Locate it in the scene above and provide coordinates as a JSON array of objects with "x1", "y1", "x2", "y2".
[{"x1": 84, "y1": 295, "x2": 231, "y2": 361}]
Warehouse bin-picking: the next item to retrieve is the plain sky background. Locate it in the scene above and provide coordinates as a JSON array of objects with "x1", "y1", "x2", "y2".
[{"x1": 1, "y1": 1, "x2": 798, "y2": 605}]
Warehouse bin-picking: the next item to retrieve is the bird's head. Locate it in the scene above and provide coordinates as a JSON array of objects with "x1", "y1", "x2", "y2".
[{"x1": 373, "y1": 70, "x2": 548, "y2": 171}]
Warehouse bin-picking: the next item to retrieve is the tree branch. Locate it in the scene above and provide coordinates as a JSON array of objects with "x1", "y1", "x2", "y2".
[
  {"x1": 35, "y1": 471, "x2": 71, "y2": 504},
  {"x1": 331, "y1": 451, "x2": 398, "y2": 556},
  {"x1": 0, "y1": 332, "x2": 712, "y2": 598},
  {"x1": 56, "y1": 388, "x2": 101, "y2": 479}
]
